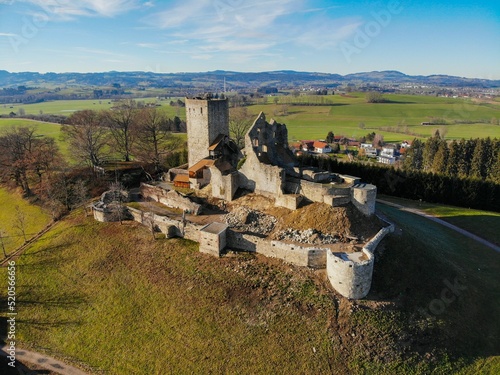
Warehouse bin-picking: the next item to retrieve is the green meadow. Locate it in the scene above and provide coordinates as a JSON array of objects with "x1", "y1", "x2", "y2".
[
  {"x1": 250, "y1": 93, "x2": 500, "y2": 142},
  {"x1": 1, "y1": 93, "x2": 499, "y2": 148},
  {"x1": 0, "y1": 98, "x2": 186, "y2": 120},
  {"x1": 0, "y1": 187, "x2": 51, "y2": 256}
]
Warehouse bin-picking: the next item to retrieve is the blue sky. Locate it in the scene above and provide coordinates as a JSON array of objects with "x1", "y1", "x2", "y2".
[{"x1": 0, "y1": 0, "x2": 498, "y2": 78}]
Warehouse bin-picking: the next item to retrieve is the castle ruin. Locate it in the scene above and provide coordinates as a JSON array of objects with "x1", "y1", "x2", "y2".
[{"x1": 92, "y1": 96, "x2": 393, "y2": 300}]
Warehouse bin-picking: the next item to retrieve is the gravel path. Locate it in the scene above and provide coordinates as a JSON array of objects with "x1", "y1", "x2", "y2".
[{"x1": 0, "y1": 344, "x2": 89, "y2": 375}]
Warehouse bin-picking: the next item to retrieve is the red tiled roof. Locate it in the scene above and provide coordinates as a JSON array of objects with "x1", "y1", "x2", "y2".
[{"x1": 313, "y1": 141, "x2": 329, "y2": 149}]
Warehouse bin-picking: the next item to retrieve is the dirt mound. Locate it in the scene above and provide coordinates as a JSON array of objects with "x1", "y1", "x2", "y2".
[{"x1": 273, "y1": 202, "x2": 382, "y2": 241}]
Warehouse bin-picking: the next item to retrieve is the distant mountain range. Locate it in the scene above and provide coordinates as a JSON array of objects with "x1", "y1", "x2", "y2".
[{"x1": 0, "y1": 69, "x2": 498, "y2": 89}]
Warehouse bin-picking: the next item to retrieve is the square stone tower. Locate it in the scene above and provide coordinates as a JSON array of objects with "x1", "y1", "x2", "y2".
[{"x1": 186, "y1": 97, "x2": 229, "y2": 167}]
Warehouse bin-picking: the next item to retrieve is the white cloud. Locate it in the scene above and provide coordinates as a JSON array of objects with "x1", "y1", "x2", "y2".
[
  {"x1": 14, "y1": 0, "x2": 140, "y2": 19},
  {"x1": 0, "y1": 32, "x2": 18, "y2": 36},
  {"x1": 294, "y1": 18, "x2": 364, "y2": 49},
  {"x1": 137, "y1": 42, "x2": 159, "y2": 48},
  {"x1": 191, "y1": 54, "x2": 212, "y2": 60}
]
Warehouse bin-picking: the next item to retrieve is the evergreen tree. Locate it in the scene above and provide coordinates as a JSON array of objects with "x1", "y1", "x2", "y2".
[
  {"x1": 470, "y1": 138, "x2": 485, "y2": 179},
  {"x1": 457, "y1": 138, "x2": 475, "y2": 178},
  {"x1": 423, "y1": 130, "x2": 441, "y2": 171},
  {"x1": 489, "y1": 141, "x2": 500, "y2": 184},
  {"x1": 326, "y1": 131, "x2": 334, "y2": 143},
  {"x1": 403, "y1": 139, "x2": 424, "y2": 171},
  {"x1": 432, "y1": 140, "x2": 449, "y2": 174},
  {"x1": 446, "y1": 140, "x2": 460, "y2": 177}
]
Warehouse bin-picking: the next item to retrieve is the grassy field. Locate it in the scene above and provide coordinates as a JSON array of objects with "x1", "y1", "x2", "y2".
[
  {"x1": 0, "y1": 190, "x2": 498, "y2": 373},
  {"x1": 249, "y1": 93, "x2": 500, "y2": 142},
  {"x1": 0, "y1": 99, "x2": 186, "y2": 120},
  {"x1": 0, "y1": 188, "x2": 51, "y2": 256},
  {"x1": 378, "y1": 194, "x2": 500, "y2": 245},
  {"x1": 1, "y1": 93, "x2": 499, "y2": 144}
]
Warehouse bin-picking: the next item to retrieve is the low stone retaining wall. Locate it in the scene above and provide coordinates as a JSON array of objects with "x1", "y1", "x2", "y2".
[
  {"x1": 140, "y1": 183, "x2": 202, "y2": 214},
  {"x1": 226, "y1": 230, "x2": 327, "y2": 268}
]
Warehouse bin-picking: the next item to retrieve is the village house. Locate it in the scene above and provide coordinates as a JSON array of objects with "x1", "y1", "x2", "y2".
[
  {"x1": 360, "y1": 143, "x2": 378, "y2": 157},
  {"x1": 313, "y1": 141, "x2": 332, "y2": 153}
]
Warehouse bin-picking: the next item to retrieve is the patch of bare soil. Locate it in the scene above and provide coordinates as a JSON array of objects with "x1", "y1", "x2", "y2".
[{"x1": 274, "y1": 202, "x2": 383, "y2": 241}]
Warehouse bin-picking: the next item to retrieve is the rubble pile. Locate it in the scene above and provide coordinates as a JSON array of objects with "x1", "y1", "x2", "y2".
[
  {"x1": 273, "y1": 228, "x2": 339, "y2": 245},
  {"x1": 225, "y1": 206, "x2": 277, "y2": 234}
]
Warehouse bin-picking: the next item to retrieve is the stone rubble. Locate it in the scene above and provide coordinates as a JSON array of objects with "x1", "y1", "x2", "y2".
[
  {"x1": 224, "y1": 206, "x2": 277, "y2": 235},
  {"x1": 274, "y1": 228, "x2": 339, "y2": 244}
]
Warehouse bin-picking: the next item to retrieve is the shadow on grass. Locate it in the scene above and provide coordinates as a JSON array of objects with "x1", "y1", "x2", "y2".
[
  {"x1": 23, "y1": 242, "x2": 76, "y2": 256},
  {"x1": 381, "y1": 100, "x2": 417, "y2": 104},
  {"x1": 368, "y1": 205, "x2": 500, "y2": 367}
]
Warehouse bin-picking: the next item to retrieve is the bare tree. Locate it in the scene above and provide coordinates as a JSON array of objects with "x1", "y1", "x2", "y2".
[
  {"x1": 104, "y1": 100, "x2": 138, "y2": 162},
  {"x1": 63, "y1": 110, "x2": 110, "y2": 167},
  {"x1": 14, "y1": 206, "x2": 27, "y2": 243},
  {"x1": 133, "y1": 107, "x2": 182, "y2": 172},
  {"x1": 107, "y1": 181, "x2": 128, "y2": 224},
  {"x1": 0, "y1": 127, "x2": 61, "y2": 195},
  {"x1": 229, "y1": 107, "x2": 253, "y2": 149},
  {"x1": 0, "y1": 127, "x2": 37, "y2": 194}
]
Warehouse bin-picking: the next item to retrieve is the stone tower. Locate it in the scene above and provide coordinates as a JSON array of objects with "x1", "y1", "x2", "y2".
[{"x1": 185, "y1": 97, "x2": 229, "y2": 167}]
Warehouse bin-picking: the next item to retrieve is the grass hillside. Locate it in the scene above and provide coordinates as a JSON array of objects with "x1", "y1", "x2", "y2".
[
  {"x1": 378, "y1": 194, "x2": 500, "y2": 245},
  {"x1": 0, "y1": 187, "x2": 51, "y2": 256},
  {"x1": 0, "y1": 196, "x2": 498, "y2": 374}
]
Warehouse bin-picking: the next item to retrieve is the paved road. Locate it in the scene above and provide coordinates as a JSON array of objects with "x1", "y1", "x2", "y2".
[
  {"x1": 0, "y1": 344, "x2": 89, "y2": 375},
  {"x1": 377, "y1": 199, "x2": 500, "y2": 253}
]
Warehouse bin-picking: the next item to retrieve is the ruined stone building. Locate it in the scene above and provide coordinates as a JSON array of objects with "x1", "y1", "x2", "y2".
[{"x1": 93, "y1": 96, "x2": 392, "y2": 300}]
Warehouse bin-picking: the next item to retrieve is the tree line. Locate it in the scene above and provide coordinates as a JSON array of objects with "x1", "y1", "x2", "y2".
[
  {"x1": 61, "y1": 100, "x2": 185, "y2": 171},
  {"x1": 0, "y1": 100, "x2": 189, "y2": 219},
  {"x1": 403, "y1": 131, "x2": 500, "y2": 183}
]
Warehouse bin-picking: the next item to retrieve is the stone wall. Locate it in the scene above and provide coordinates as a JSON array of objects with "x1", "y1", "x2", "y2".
[
  {"x1": 238, "y1": 152, "x2": 284, "y2": 197},
  {"x1": 351, "y1": 183, "x2": 377, "y2": 216},
  {"x1": 140, "y1": 183, "x2": 202, "y2": 215},
  {"x1": 226, "y1": 230, "x2": 327, "y2": 268},
  {"x1": 326, "y1": 222, "x2": 394, "y2": 299},
  {"x1": 128, "y1": 206, "x2": 203, "y2": 241},
  {"x1": 285, "y1": 178, "x2": 351, "y2": 204},
  {"x1": 275, "y1": 194, "x2": 303, "y2": 210},
  {"x1": 210, "y1": 167, "x2": 239, "y2": 201}
]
